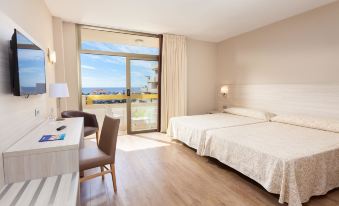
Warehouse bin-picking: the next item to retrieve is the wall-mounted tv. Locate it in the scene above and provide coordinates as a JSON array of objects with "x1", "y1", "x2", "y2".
[{"x1": 10, "y1": 29, "x2": 46, "y2": 96}]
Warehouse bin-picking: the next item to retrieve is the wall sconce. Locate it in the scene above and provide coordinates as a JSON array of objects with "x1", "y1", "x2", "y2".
[
  {"x1": 220, "y1": 85, "x2": 229, "y2": 96},
  {"x1": 48, "y1": 49, "x2": 56, "y2": 64}
]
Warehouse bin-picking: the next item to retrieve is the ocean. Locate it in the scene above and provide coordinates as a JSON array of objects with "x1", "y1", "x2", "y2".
[{"x1": 82, "y1": 87, "x2": 141, "y2": 95}]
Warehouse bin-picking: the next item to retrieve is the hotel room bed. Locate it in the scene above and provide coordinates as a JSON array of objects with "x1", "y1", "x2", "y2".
[
  {"x1": 167, "y1": 111, "x2": 267, "y2": 154},
  {"x1": 201, "y1": 121, "x2": 339, "y2": 206}
]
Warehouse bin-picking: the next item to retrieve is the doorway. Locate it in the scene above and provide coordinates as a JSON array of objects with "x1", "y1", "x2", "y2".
[{"x1": 79, "y1": 26, "x2": 161, "y2": 134}]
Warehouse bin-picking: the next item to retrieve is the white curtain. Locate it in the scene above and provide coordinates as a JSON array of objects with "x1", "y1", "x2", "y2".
[{"x1": 161, "y1": 34, "x2": 188, "y2": 132}]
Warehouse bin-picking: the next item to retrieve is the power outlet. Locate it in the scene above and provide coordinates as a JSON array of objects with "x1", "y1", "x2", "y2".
[{"x1": 34, "y1": 108, "x2": 40, "y2": 117}]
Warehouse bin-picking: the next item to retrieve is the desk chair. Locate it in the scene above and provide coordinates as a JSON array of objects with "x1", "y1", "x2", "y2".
[
  {"x1": 79, "y1": 115, "x2": 120, "y2": 192},
  {"x1": 61, "y1": 110, "x2": 99, "y2": 143}
]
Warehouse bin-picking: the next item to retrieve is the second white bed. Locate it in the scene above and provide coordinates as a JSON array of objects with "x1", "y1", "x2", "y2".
[{"x1": 202, "y1": 122, "x2": 339, "y2": 206}]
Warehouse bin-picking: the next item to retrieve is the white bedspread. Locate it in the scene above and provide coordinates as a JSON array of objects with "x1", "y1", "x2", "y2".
[
  {"x1": 167, "y1": 113, "x2": 266, "y2": 154},
  {"x1": 202, "y1": 122, "x2": 339, "y2": 206}
]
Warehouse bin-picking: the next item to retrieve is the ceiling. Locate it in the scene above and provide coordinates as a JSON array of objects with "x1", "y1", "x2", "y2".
[{"x1": 44, "y1": 0, "x2": 336, "y2": 42}]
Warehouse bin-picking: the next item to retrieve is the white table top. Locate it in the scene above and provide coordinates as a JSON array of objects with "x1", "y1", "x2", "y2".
[{"x1": 4, "y1": 118, "x2": 84, "y2": 157}]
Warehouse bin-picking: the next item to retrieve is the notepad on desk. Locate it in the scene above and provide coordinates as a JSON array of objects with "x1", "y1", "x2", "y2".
[{"x1": 39, "y1": 134, "x2": 66, "y2": 142}]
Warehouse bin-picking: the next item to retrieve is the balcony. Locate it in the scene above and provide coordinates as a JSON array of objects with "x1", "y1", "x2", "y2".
[{"x1": 82, "y1": 95, "x2": 158, "y2": 134}]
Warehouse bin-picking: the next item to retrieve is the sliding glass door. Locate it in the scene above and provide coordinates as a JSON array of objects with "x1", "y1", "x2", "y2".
[
  {"x1": 128, "y1": 59, "x2": 159, "y2": 133},
  {"x1": 79, "y1": 26, "x2": 161, "y2": 134}
]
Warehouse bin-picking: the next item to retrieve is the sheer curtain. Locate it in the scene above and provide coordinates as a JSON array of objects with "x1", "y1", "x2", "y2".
[{"x1": 161, "y1": 34, "x2": 188, "y2": 132}]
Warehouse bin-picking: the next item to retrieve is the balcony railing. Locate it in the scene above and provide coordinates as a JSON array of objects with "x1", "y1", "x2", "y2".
[
  {"x1": 82, "y1": 94, "x2": 158, "y2": 134},
  {"x1": 84, "y1": 94, "x2": 158, "y2": 105}
]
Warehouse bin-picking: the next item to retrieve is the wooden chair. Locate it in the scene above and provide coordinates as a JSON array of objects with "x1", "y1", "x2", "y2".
[
  {"x1": 61, "y1": 110, "x2": 100, "y2": 143},
  {"x1": 79, "y1": 115, "x2": 120, "y2": 192}
]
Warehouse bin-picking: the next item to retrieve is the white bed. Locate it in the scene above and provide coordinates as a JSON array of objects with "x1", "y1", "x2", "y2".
[
  {"x1": 167, "y1": 112, "x2": 267, "y2": 154},
  {"x1": 202, "y1": 121, "x2": 339, "y2": 206}
]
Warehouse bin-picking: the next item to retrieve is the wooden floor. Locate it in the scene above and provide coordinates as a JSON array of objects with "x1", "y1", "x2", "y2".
[{"x1": 80, "y1": 133, "x2": 339, "y2": 206}]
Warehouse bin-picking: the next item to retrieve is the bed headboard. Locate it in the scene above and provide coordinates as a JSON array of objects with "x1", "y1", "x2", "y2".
[{"x1": 225, "y1": 84, "x2": 339, "y2": 120}]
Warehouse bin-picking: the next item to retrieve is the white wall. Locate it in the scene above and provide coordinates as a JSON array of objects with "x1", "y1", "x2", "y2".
[
  {"x1": 0, "y1": 0, "x2": 55, "y2": 188},
  {"x1": 53, "y1": 19, "x2": 80, "y2": 112},
  {"x1": 217, "y1": 2, "x2": 339, "y2": 85},
  {"x1": 63, "y1": 23, "x2": 81, "y2": 110},
  {"x1": 216, "y1": 2, "x2": 339, "y2": 114},
  {"x1": 187, "y1": 38, "x2": 217, "y2": 115}
]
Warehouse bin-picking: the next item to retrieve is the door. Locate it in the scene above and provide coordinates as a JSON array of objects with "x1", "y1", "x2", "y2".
[{"x1": 127, "y1": 59, "x2": 159, "y2": 133}]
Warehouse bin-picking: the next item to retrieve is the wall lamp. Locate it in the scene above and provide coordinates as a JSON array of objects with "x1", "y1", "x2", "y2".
[
  {"x1": 220, "y1": 85, "x2": 229, "y2": 96},
  {"x1": 48, "y1": 49, "x2": 57, "y2": 64}
]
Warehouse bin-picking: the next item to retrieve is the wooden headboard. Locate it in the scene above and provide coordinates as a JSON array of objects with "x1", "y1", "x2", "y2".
[{"x1": 226, "y1": 84, "x2": 339, "y2": 120}]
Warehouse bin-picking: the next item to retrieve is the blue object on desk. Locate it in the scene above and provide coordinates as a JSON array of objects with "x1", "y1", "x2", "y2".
[{"x1": 39, "y1": 133, "x2": 66, "y2": 142}]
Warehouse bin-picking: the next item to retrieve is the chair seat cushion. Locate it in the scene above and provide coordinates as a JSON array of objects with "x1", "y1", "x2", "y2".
[
  {"x1": 79, "y1": 140, "x2": 113, "y2": 171},
  {"x1": 84, "y1": 126, "x2": 97, "y2": 137}
]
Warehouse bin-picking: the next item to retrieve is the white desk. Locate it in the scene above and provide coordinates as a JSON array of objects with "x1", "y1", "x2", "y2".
[{"x1": 3, "y1": 118, "x2": 84, "y2": 183}]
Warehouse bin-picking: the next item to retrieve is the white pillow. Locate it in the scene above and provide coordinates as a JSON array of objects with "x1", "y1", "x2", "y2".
[
  {"x1": 224, "y1": 107, "x2": 275, "y2": 121},
  {"x1": 271, "y1": 114, "x2": 339, "y2": 133}
]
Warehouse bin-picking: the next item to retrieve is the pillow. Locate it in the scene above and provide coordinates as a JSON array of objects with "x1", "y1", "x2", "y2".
[
  {"x1": 271, "y1": 114, "x2": 339, "y2": 133},
  {"x1": 224, "y1": 107, "x2": 275, "y2": 121}
]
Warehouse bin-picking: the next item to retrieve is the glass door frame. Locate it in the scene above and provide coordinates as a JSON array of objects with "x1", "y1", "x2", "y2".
[
  {"x1": 78, "y1": 25, "x2": 162, "y2": 134},
  {"x1": 126, "y1": 57, "x2": 159, "y2": 134}
]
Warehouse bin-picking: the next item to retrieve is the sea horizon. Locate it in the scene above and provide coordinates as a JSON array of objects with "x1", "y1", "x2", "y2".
[{"x1": 82, "y1": 87, "x2": 141, "y2": 95}]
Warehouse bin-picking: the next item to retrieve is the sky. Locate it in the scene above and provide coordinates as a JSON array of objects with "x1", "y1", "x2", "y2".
[{"x1": 81, "y1": 41, "x2": 159, "y2": 88}]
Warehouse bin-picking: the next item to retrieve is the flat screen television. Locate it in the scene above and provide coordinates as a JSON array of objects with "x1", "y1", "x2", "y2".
[{"x1": 10, "y1": 29, "x2": 46, "y2": 96}]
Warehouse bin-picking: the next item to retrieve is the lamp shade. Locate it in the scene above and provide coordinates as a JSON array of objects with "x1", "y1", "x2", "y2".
[
  {"x1": 49, "y1": 83, "x2": 69, "y2": 98},
  {"x1": 220, "y1": 85, "x2": 229, "y2": 95}
]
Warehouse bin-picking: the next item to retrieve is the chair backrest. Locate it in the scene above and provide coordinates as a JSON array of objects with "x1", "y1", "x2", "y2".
[
  {"x1": 61, "y1": 110, "x2": 84, "y2": 118},
  {"x1": 61, "y1": 110, "x2": 99, "y2": 128},
  {"x1": 98, "y1": 115, "x2": 120, "y2": 163}
]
